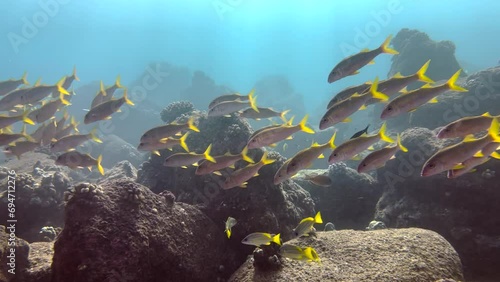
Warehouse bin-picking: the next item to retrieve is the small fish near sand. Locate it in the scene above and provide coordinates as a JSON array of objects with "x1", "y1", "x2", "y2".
[
  {"x1": 241, "y1": 232, "x2": 281, "y2": 247},
  {"x1": 224, "y1": 217, "x2": 237, "y2": 238},
  {"x1": 55, "y1": 151, "x2": 105, "y2": 175}
]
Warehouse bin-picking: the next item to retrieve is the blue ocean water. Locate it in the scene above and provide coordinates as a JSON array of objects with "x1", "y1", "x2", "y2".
[{"x1": 1, "y1": 0, "x2": 498, "y2": 112}]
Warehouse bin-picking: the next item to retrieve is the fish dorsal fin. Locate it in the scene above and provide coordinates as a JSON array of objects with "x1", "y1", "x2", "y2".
[
  {"x1": 360, "y1": 48, "x2": 370, "y2": 53},
  {"x1": 393, "y1": 72, "x2": 404, "y2": 78},
  {"x1": 463, "y1": 134, "x2": 476, "y2": 142},
  {"x1": 421, "y1": 83, "x2": 433, "y2": 89}
]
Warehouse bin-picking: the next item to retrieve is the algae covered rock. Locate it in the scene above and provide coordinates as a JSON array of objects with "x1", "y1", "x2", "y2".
[{"x1": 229, "y1": 228, "x2": 464, "y2": 282}]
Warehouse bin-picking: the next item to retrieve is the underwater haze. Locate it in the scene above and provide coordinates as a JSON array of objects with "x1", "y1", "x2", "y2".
[{"x1": 2, "y1": 0, "x2": 499, "y2": 112}]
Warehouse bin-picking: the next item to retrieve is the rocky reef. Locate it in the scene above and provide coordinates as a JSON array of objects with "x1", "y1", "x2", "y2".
[{"x1": 229, "y1": 228, "x2": 464, "y2": 282}]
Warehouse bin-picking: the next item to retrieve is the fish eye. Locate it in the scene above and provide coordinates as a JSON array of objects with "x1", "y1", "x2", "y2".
[
  {"x1": 250, "y1": 139, "x2": 256, "y2": 143},
  {"x1": 387, "y1": 106, "x2": 393, "y2": 111},
  {"x1": 290, "y1": 163, "x2": 296, "y2": 167},
  {"x1": 428, "y1": 163, "x2": 435, "y2": 168},
  {"x1": 333, "y1": 153, "x2": 337, "y2": 157},
  {"x1": 362, "y1": 163, "x2": 366, "y2": 167},
  {"x1": 322, "y1": 118, "x2": 328, "y2": 122}
]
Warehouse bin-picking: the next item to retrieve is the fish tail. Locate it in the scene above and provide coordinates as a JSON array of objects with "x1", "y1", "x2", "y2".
[
  {"x1": 225, "y1": 229, "x2": 231, "y2": 239},
  {"x1": 4, "y1": 126, "x2": 13, "y2": 134},
  {"x1": 59, "y1": 90, "x2": 71, "y2": 106},
  {"x1": 447, "y1": 70, "x2": 468, "y2": 92},
  {"x1": 328, "y1": 132, "x2": 337, "y2": 149},
  {"x1": 299, "y1": 114, "x2": 315, "y2": 134},
  {"x1": 490, "y1": 151, "x2": 500, "y2": 160},
  {"x1": 380, "y1": 35, "x2": 399, "y2": 54},
  {"x1": 21, "y1": 124, "x2": 34, "y2": 142},
  {"x1": 63, "y1": 108, "x2": 69, "y2": 119},
  {"x1": 115, "y1": 75, "x2": 122, "y2": 88},
  {"x1": 90, "y1": 128, "x2": 103, "y2": 143},
  {"x1": 369, "y1": 77, "x2": 389, "y2": 101},
  {"x1": 314, "y1": 211, "x2": 323, "y2": 224},
  {"x1": 280, "y1": 109, "x2": 290, "y2": 122},
  {"x1": 179, "y1": 132, "x2": 190, "y2": 152},
  {"x1": 416, "y1": 60, "x2": 434, "y2": 83},
  {"x1": 21, "y1": 71, "x2": 29, "y2": 85},
  {"x1": 397, "y1": 134, "x2": 408, "y2": 152},
  {"x1": 72, "y1": 66, "x2": 80, "y2": 81},
  {"x1": 97, "y1": 155, "x2": 104, "y2": 176},
  {"x1": 204, "y1": 144, "x2": 216, "y2": 163},
  {"x1": 260, "y1": 151, "x2": 275, "y2": 165},
  {"x1": 488, "y1": 118, "x2": 500, "y2": 142},
  {"x1": 21, "y1": 109, "x2": 35, "y2": 125},
  {"x1": 71, "y1": 116, "x2": 80, "y2": 132},
  {"x1": 240, "y1": 145, "x2": 254, "y2": 163},
  {"x1": 248, "y1": 89, "x2": 259, "y2": 113},
  {"x1": 271, "y1": 233, "x2": 281, "y2": 245},
  {"x1": 122, "y1": 89, "x2": 134, "y2": 106},
  {"x1": 56, "y1": 77, "x2": 70, "y2": 95},
  {"x1": 378, "y1": 122, "x2": 395, "y2": 143},
  {"x1": 187, "y1": 116, "x2": 200, "y2": 132}
]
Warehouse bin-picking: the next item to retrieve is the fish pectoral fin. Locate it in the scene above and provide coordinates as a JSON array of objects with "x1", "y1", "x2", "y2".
[
  {"x1": 389, "y1": 155, "x2": 396, "y2": 160},
  {"x1": 269, "y1": 143, "x2": 277, "y2": 148},
  {"x1": 153, "y1": 150, "x2": 160, "y2": 156},
  {"x1": 228, "y1": 164, "x2": 235, "y2": 169},
  {"x1": 223, "y1": 114, "x2": 232, "y2": 117},
  {"x1": 239, "y1": 182, "x2": 248, "y2": 188},
  {"x1": 254, "y1": 173, "x2": 259, "y2": 177},
  {"x1": 181, "y1": 166, "x2": 188, "y2": 169},
  {"x1": 175, "y1": 132, "x2": 182, "y2": 137},
  {"x1": 87, "y1": 167, "x2": 92, "y2": 172},
  {"x1": 351, "y1": 155, "x2": 362, "y2": 161},
  {"x1": 286, "y1": 136, "x2": 293, "y2": 140},
  {"x1": 452, "y1": 164, "x2": 465, "y2": 170},
  {"x1": 192, "y1": 163, "x2": 199, "y2": 167},
  {"x1": 428, "y1": 97, "x2": 439, "y2": 104},
  {"x1": 342, "y1": 117, "x2": 352, "y2": 123},
  {"x1": 117, "y1": 109, "x2": 122, "y2": 112},
  {"x1": 213, "y1": 171, "x2": 222, "y2": 176},
  {"x1": 408, "y1": 108, "x2": 417, "y2": 113},
  {"x1": 350, "y1": 70, "x2": 360, "y2": 75},
  {"x1": 104, "y1": 116, "x2": 112, "y2": 120},
  {"x1": 367, "y1": 146, "x2": 375, "y2": 151},
  {"x1": 318, "y1": 154, "x2": 325, "y2": 159}
]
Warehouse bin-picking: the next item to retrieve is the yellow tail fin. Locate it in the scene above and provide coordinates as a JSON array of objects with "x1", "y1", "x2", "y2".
[
  {"x1": 416, "y1": 60, "x2": 434, "y2": 83},
  {"x1": 70, "y1": 116, "x2": 80, "y2": 132},
  {"x1": 328, "y1": 132, "x2": 337, "y2": 149},
  {"x1": 447, "y1": 70, "x2": 468, "y2": 92},
  {"x1": 21, "y1": 71, "x2": 29, "y2": 85},
  {"x1": 490, "y1": 151, "x2": 500, "y2": 160},
  {"x1": 187, "y1": 116, "x2": 200, "y2": 132},
  {"x1": 378, "y1": 122, "x2": 395, "y2": 143},
  {"x1": 225, "y1": 229, "x2": 231, "y2": 239},
  {"x1": 248, "y1": 89, "x2": 259, "y2": 112},
  {"x1": 204, "y1": 144, "x2": 216, "y2": 163},
  {"x1": 260, "y1": 151, "x2": 275, "y2": 165},
  {"x1": 56, "y1": 77, "x2": 70, "y2": 95},
  {"x1": 179, "y1": 132, "x2": 190, "y2": 152},
  {"x1": 21, "y1": 109, "x2": 35, "y2": 125},
  {"x1": 397, "y1": 133, "x2": 408, "y2": 152},
  {"x1": 4, "y1": 126, "x2": 13, "y2": 134},
  {"x1": 272, "y1": 233, "x2": 281, "y2": 245},
  {"x1": 123, "y1": 89, "x2": 134, "y2": 106},
  {"x1": 97, "y1": 155, "x2": 104, "y2": 176},
  {"x1": 280, "y1": 109, "x2": 290, "y2": 122},
  {"x1": 72, "y1": 66, "x2": 80, "y2": 81},
  {"x1": 314, "y1": 211, "x2": 323, "y2": 224},
  {"x1": 59, "y1": 90, "x2": 71, "y2": 106},
  {"x1": 298, "y1": 115, "x2": 315, "y2": 134},
  {"x1": 380, "y1": 35, "x2": 399, "y2": 55},
  {"x1": 488, "y1": 118, "x2": 500, "y2": 142},
  {"x1": 89, "y1": 128, "x2": 103, "y2": 143},
  {"x1": 240, "y1": 145, "x2": 254, "y2": 163},
  {"x1": 21, "y1": 124, "x2": 35, "y2": 142},
  {"x1": 369, "y1": 77, "x2": 389, "y2": 101}
]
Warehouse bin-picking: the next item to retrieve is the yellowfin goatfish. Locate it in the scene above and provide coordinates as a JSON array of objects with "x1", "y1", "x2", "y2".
[
  {"x1": 273, "y1": 158, "x2": 294, "y2": 185},
  {"x1": 319, "y1": 77, "x2": 388, "y2": 130},
  {"x1": 327, "y1": 35, "x2": 399, "y2": 83},
  {"x1": 286, "y1": 132, "x2": 337, "y2": 176},
  {"x1": 4, "y1": 139, "x2": 41, "y2": 160},
  {"x1": 0, "y1": 72, "x2": 28, "y2": 96},
  {"x1": 447, "y1": 142, "x2": 500, "y2": 179},
  {"x1": 437, "y1": 112, "x2": 498, "y2": 139},
  {"x1": 247, "y1": 115, "x2": 314, "y2": 149},
  {"x1": 239, "y1": 108, "x2": 289, "y2": 121},
  {"x1": 138, "y1": 132, "x2": 190, "y2": 156},
  {"x1": 208, "y1": 90, "x2": 258, "y2": 117},
  {"x1": 84, "y1": 90, "x2": 134, "y2": 124},
  {"x1": 380, "y1": 69, "x2": 468, "y2": 119},
  {"x1": 140, "y1": 116, "x2": 199, "y2": 143},
  {"x1": 208, "y1": 89, "x2": 253, "y2": 109},
  {"x1": 357, "y1": 134, "x2": 408, "y2": 173},
  {"x1": 241, "y1": 232, "x2": 281, "y2": 246},
  {"x1": 49, "y1": 128, "x2": 102, "y2": 153},
  {"x1": 0, "y1": 109, "x2": 34, "y2": 129},
  {"x1": 327, "y1": 82, "x2": 371, "y2": 109},
  {"x1": 301, "y1": 174, "x2": 332, "y2": 187},
  {"x1": 329, "y1": 122, "x2": 394, "y2": 163},
  {"x1": 292, "y1": 211, "x2": 323, "y2": 238},
  {"x1": 28, "y1": 92, "x2": 71, "y2": 124},
  {"x1": 365, "y1": 60, "x2": 434, "y2": 105},
  {"x1": 55, "y1": 151, "x2": 104, "y2": 175},
  {"x1": 221, "y1": 152, "x2": 275, "y2": 189},
  {"x1": 224, "y1": 217, "x2": 237, "y2": 238},
  {"x1": 279, "y1": 244, "x2": 320, "y2": 262},
  {"x1": 163, "y1": 144, "x2": 216, "y2": 168},
  {"x1": 19, "y1": 77, "x2": 69, "y2": 106},
  {"x1": 249, "y1": 116, "x2": 294, "y2": 141},
  {"x1": 421, "y1": 118, "x2": 500, "y2": 177},
  {"x1": 0, "y1": 125, "x2": 33, "y2": 146},
  {"x1": 195, "y1": 146, "x2": 253, "y2": 175}
]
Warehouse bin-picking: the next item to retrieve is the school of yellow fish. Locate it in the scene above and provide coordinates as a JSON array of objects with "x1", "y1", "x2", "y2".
[{"x1": 3, "y1": 35, "x2": 499, "y2": 262}]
